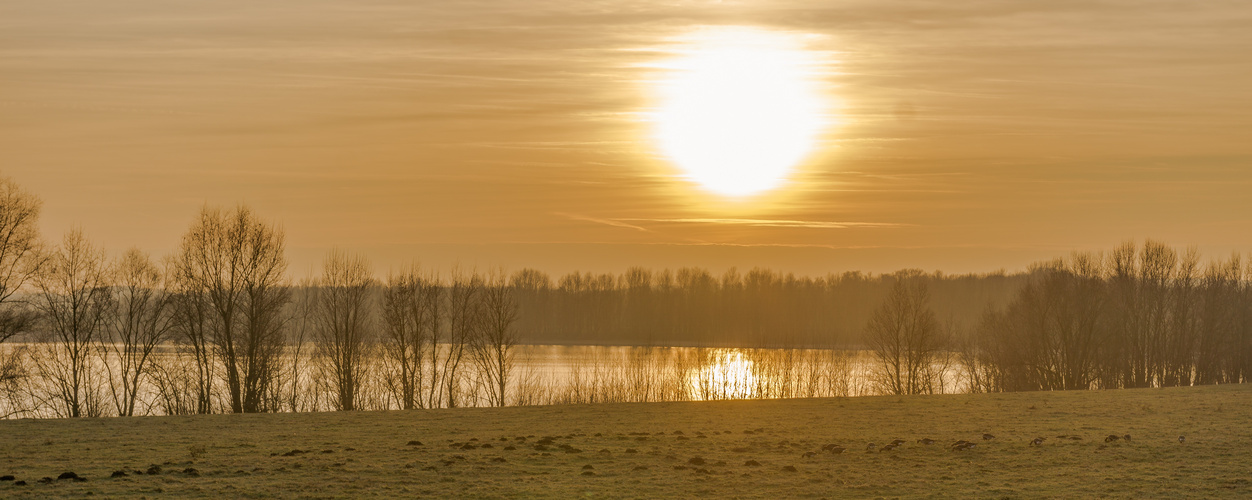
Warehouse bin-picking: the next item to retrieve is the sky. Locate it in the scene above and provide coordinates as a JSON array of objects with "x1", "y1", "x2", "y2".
[{"x1": 2, "y1": 0, "x2": 1251, "y2": 278}]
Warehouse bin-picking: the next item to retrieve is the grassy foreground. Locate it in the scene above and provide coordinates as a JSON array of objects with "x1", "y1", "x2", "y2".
[{"x1": 1, "y1": 385, "x2": 1249, "y2": 499}]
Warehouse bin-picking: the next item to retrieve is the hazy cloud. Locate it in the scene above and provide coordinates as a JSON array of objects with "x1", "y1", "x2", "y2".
[{"x1": 2, "y1": 0, "x2": 1250, "y2": 275}]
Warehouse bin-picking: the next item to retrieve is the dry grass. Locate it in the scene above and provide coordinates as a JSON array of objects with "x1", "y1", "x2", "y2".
[{"x1": 1, "y1": 384, "x2": 1249, "y2": 498}]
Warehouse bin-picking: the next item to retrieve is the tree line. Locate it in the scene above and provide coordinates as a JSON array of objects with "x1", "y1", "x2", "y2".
[
  {"x1": 863, "y1": 244, "x2": 1252, "y2": 395},
  {"x1": 4, "y1": 174, "x2": 1252, "y2": 416},
  {"x1": 509, "y1": 266, "x2": 1023, "y2": 347}
]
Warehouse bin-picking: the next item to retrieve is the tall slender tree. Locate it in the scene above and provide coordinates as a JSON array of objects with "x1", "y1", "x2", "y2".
[
  {"x1": 312, "y1": 250, "x2": 375, "y2": 411},
  {"x1": 104, "y1": 249, "x2": 174, "y2": 416},
  {"x1": 473, "y1": 270, "x2": 519, "y2": 407},
  {"x1": 865, "y1": 277, "x2": 946, "y2": 395},
  {"x1": 172, "y1": 205, "x2": 290, "y2": 413}
]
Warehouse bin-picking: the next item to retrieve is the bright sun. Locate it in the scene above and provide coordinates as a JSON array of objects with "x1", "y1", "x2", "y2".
[{"x1": 651, "y1": 27, "x2": 829, "y2": 198}]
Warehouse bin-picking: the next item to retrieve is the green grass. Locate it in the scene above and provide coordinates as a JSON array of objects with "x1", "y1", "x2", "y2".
[{"x1": 1, "y1": 384, "x2": 1249, "y2": 498}]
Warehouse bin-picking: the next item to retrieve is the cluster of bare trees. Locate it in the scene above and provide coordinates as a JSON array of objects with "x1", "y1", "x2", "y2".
[
  {"x1": 0, "y1": 175, "x2": 520, "y2": 417},
  {"x1": 0, "y1": 200, "x2": 294, "y2": 417},
  {"x1": 960, "y1": 241, "x2": 1252, "y2": 392},
  {"x1": 369, "y1": 266, "x2": 518, "y2": 410}
]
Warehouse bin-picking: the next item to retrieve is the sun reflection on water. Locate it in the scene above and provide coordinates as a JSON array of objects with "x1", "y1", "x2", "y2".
[{"x1": 689, "y1": 349, "x2": 759, "y2": 400}]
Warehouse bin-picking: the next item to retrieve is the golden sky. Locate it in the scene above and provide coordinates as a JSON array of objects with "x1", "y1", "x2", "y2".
[{"x1": 3, "y1": 0, "x2": 1251, "y2": 277}]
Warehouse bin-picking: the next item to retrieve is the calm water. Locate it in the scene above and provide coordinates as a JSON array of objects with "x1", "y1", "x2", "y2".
[{"x1": 1, "y1": 344, "x2": 963, "y2": 418}]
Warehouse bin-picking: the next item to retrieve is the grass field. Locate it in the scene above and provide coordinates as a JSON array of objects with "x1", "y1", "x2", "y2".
[{"x1": 1, "y1": 384, "x2": 1249, "y2": 498}]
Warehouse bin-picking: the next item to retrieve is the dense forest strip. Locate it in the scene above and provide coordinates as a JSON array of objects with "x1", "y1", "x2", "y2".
[{"x1": 508, "y1": 267, "x2": 1026, "y2": 347}]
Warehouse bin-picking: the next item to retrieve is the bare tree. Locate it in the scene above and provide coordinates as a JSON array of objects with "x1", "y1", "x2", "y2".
[
  {"x1": 0, "y1": 176, "x2": 44, "y2": 412},
  {"x1": 280, "y1": 278, "x2": 317, "y2": 412},
  {"x1": 953, "y1": 330, "x2": 992, "y2": 393},
  {"x1": 103, "y1": 249, "x2": 174, "y2": 416},
  {"x1": 1135, "y1": 241, "x2": 1177, "y2": 388},
  {"x1": 312, "y1": 250, "x2": 375, "y2": 411},
  {"x1": 1162, "y1": 249, "x2": 1200, "y2": 387},
  {"x1": 472, "y1": 270, "x2": 519, "y2": 407},
  {"x1": 441, "y1": 269, "x2": 482, "y2": 407},
  {"x1": 865, "y1": 277, "x2": 946, "y2": 395},
  {"x1": 147, "y1": 346, "x2": 202, "y2": 416},
  {"x1": 0, "y1": 175, "x2": 45, "y2": 344},
  {"x1": 172, "y1": 205, "x2": 290, "y2": 413},
  {"x1": 380, "y1": 268, "x2": 427, "y2": 409},
  {"x1": 33, "y1": 229, "x2": 112, "y2": 417},
  {"x1": 417, "y1": 273, "x2": 444, "y2": 408},
  {"x1": 168, "y1": 269, "x2": 216, "y2": 414},
  {"x1": 1195, "y1": 255, "x2": 1242, "y2": 384}
]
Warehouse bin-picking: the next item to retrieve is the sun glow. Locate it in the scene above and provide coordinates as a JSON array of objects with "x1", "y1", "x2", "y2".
[{"x1": 651, "y1": 27, "x2": 830, "y2": 198}]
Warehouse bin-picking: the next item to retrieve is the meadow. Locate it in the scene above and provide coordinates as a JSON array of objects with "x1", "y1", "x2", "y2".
[{"x1": 0, "y1": 384, "x2": 1247, "y2": 498}]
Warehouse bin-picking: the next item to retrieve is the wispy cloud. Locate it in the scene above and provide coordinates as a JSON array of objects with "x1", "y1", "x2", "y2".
[
  {"x1": 496, "y1": 239, "x2": 983, "y2": 251},
  {"x1": 558, "y1": 213, "x2": 908, "y2": 231},
  {"x1": 616, "y1": 218, "x2": 910, "y2": 229},
  {"x1": 556, "y1": 212, "x2": 650, "y2": 232}
]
